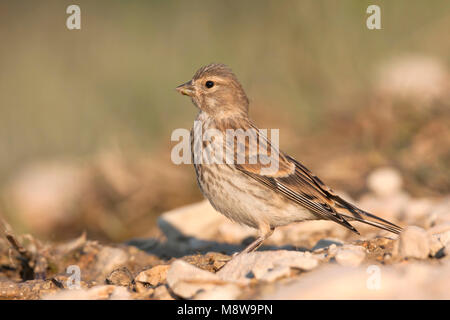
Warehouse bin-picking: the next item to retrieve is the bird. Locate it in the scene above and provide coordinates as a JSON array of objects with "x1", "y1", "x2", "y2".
[{"x1": 176, "y1": 63, "x2": 402, "y2": 255}]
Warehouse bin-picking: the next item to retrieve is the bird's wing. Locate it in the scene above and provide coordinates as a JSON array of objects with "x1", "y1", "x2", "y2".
[{"x1": 231, "y1": 123, "x2": 402, "y2": 235}]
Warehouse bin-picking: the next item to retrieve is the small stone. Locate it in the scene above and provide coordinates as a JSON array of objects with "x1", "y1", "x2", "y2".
[
  {"x1": 396, "y1": 226, "x2": 430, "y2": 259},
  {"x1": 166, "y1": 260, "x2": 224, "y2": 299},
  {"x1": 181, "y1": 253, "x2": 231, "y2": 273},
  {"x1": 367, "y1": 167, "x2": 403, "y2": 197},
  {"x1": 428, "y1": 230, "x2": 450, "y2": 259},
  {"x1": 217, "y1": 250, "x2": 318, "y2": 283},
  {"x1": 135, "y1": 284, "x2": 154, "y2": 296},
  {"x1": 152, "y1": 285, "x2": 174, "y2": 300},
  {"x1": 335, "y1": 245, "x2": 366, "y2": 267},
  {"x1": 437, "y1": 230, "x2": 450, "y2": 247},
  {"x1": 95, "y1": 247, "x2": 129, "y2": 279},
  {"x1": 259, "y1": 260, "x2": 450, "y2": 299},
  {"x1": 327, "y1": 244, "x2": 339, "y2": 257},
  {"x1": 135, "y1": 265, "x2": 170, "y2": 287},
  {"x1": 106, "y1": 267, "x2": 133, "y2": 287},
  {"x1": 312, "y1": 239, "x2": 344, "y2": 251},
  {"x1": 429, "y1": 235, "x2": 445, "y2": 258},
  {"x1": 206, "y1": 252, "x2": 231, "y2": 271}
]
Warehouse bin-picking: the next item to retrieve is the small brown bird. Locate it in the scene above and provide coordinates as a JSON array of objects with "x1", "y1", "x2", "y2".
[{"x1": 176, "y1": 63, "x2": 402, "y2": 255}]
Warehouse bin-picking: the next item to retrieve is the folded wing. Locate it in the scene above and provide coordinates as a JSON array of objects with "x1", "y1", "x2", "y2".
[{"x1": 231, "y1": 123, "x2": 402, "y2": 234}]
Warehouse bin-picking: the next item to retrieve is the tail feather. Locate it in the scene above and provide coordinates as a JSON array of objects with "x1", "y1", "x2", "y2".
[
  {"x1": 338, "y1": 212, "x2": 402, "y2": 234},
  {"x1": 334, "y1": 197, "x2": 403, "y2": 234}
]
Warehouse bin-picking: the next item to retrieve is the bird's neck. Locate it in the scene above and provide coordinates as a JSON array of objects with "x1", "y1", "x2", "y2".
[{"x1": 195, "y1": 111, "x2": 252, "y2": 131}]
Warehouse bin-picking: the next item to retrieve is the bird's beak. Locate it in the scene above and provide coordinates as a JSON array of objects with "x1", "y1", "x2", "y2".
[{"x1": 175, "y1": 80, "x2": 195, "y2": 97}]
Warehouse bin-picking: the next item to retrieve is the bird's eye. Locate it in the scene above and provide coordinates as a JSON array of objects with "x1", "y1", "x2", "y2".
[{"x1": 205, "y1": 80, "x2": 214, "y2": 88}]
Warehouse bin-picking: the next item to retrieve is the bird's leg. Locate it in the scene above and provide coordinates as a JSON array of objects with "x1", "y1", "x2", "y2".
[{"x1": 234, "y1": 224, "x2": 275, "y2": 257}]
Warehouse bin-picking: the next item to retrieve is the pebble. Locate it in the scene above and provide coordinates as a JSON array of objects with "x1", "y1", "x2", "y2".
[
  {"x1": 106, "y1": 267, "x2": 133, "y2": 287},
  {"x1": 367, "y1": 167, "x2": 403, "y2": 197},
  {"x1": 312, "y1": 239, "x2": 344, "y2": 251},
  {"x1": 217, "y1": 250, "x2": 319, "y2": 283},
  {"x1": 135, "y1": 265, "x2": 170, "y2": 287},
  {"x1": 335, "y1": 245, "x2": 366, "y2": 267},
  {"x1": 94, "y1": 247, "x2": 129, "y2": 279},
  {"x1": 166, "y1": 260, "x2": 226, "y2": 299},
  {"x1": 152, "y1": 285, "x2": 174, "y2": 300},
  {"x1": 260, "y1": 261, "x2": 450, "y2": 299},
  {"x1": 429, "y1": 235, "x2": 445, "y2": 258},
  {"x1": 396, "y1": 226, "x2": 430, "y2": 259}
]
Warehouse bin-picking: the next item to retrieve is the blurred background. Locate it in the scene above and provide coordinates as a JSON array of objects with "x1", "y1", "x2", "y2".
[{"x1": 0, "y1": 0, "x2": 449, "y2": 242}]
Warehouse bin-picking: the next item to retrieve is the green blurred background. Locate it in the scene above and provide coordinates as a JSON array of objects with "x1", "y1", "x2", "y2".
[{"x1": 0, "y1": 0, "x2": 449, "y2": 242}]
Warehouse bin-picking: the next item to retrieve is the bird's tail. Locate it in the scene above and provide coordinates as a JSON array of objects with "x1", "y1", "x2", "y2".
[{"x1": 333, "y1": 196, "x2": 402, "y2": 234}]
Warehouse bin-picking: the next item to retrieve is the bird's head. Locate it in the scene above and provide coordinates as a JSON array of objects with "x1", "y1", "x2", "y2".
[{"x1": 176, "y1": 63, "x2": 249, "y2": 117}]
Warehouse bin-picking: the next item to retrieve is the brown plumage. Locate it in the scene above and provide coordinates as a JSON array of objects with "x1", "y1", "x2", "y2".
[{"x1": 176, "y1": 63, "x2": 402, "y2": 255}]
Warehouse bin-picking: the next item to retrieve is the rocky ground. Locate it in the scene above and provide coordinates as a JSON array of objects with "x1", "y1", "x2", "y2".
[{"x1": 0, "y1": 167, "x2": 449, "y2": 300}]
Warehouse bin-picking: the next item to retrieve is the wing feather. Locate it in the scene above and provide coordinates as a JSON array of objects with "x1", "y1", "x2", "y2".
[{"x1": 230, "y1": 122, "x2": 402, "y2": 234}]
